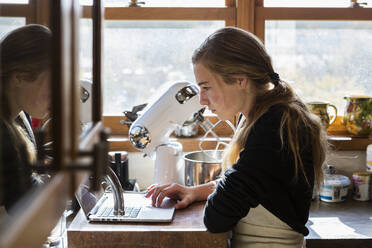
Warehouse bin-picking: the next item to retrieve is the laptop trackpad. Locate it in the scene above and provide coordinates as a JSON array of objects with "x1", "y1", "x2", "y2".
[{"x1": 125, "y1": 193, "x2": 175, "y2": 222}]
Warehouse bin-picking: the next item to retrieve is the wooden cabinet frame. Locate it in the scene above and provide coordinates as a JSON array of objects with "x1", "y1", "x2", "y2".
[{"x1": 0, "y1": 0, "x2": 105, "y2": 247}]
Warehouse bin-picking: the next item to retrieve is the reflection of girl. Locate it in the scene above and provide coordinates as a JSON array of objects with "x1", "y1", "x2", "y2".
[
  {"x1": 147, "y1": 27, "x2": 327, "y2": 247},
  {"x1": 0, "y1": 24, "x2": 51, "y2": 212}
]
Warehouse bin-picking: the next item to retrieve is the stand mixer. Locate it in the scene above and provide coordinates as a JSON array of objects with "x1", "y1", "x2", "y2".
[{"x1": 129, "y1": 82, "x2": 203, "y2": 185}]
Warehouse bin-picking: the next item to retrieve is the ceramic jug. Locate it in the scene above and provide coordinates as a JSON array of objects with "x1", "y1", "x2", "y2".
[
  {"x1": 307, "y1": 101, "x2": 337, "y2": 129},
  {"x1": 344, "y1": 96, "x2": 372, "y2": 136}
]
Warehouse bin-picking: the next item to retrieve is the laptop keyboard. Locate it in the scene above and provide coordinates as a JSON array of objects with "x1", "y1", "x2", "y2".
[{"x1": 96, "y1": 206, "x2": 141, "y2": 218}]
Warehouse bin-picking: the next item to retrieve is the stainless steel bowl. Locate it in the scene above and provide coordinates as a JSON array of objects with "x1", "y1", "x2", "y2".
[{"x1": 184, "y1": 150, "x2": 223, "y2": 186}]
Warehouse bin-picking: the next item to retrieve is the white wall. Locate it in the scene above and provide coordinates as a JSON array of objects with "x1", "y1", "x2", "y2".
[
  {"x1": 127, "y1": 150, "x2": 368, "y2": 190},
  {"x1": 326, "y1": 150, "x2": 367, "y2": 178}
]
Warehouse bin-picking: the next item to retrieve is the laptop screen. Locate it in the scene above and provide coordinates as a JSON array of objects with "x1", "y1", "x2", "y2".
[{"x1": 75, "y1": 175, "x2": 104, "y2": 218}]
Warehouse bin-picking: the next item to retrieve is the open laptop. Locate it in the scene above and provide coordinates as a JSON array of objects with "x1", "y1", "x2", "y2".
[{"x1": 75, "y1": 177, "x2": 175, "y2": 223}]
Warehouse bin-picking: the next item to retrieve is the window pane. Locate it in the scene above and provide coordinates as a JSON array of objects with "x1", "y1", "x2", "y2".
[
  {"x1": 265, "y1": 21, "x2": 372, "y2": 113},
  {"x1": 264, "y1": 0, "x2": 361, "y2": 8},
  {"x1": 79, "y1": 20, "x2": 224, "y2": 114},
  {"x1": 80, "y1": 19, "x2": 93, "y2": 80},
  {"x1": 80, "y1": 0, "x2": 225, "y2": 7},
  {"x1": 0, "y1": 17, "x2": 25, "y2": 39},
  {"x1": 79, "y1": 19, "x2": 93, "y2": 127}
]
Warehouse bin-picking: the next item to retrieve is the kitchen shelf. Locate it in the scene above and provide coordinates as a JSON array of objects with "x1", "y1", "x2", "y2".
[
  {"x1": 108, "y1": 136, "x2": 232, "y2": 152},
  {"x1": 108, "y1": 135, "x2": 372, "y2": 152},
  {"x1": 327, "y1": 135, "x2": 372, "y2": 151}
]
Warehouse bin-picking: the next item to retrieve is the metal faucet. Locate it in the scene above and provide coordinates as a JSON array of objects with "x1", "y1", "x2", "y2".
[{"x1": 103, "y1": 167, "x2": 125, "y2": 215}]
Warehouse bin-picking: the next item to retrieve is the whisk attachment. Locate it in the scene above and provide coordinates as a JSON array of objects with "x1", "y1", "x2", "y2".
[{"x1": 198, "y1": 118, "x2": 236, "y2": 161}]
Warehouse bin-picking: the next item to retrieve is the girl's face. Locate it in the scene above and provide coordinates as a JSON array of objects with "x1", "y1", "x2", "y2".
[
  {"x1": 194, "y1": 63, "x2": 246, "y2": 121},
  {"x1": 16, "y1": 70, "x2": 51, "y2": 119}
]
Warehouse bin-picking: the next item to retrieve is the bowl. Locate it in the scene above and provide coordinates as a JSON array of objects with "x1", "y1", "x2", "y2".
[{"x1": 184, "y1": 150, "x2": 223, "y2": 186}]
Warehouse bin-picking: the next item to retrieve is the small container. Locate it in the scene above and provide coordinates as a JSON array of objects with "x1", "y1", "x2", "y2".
[
  {"x1": 319, "y1": 174, "x2": 350, "y2": 202},
  {"x1": 352, "y1": 171, "x2": 371, "y2": 201},
  {"x1": 367, "y1": 144, "x2": 372, "y2": 172},
  {"x1": 108, "y1": 151, "x2": 129, "y2": 189}
]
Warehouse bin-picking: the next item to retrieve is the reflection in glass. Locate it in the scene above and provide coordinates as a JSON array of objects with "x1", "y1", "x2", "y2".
[
  {"x1": 265, "y1": 21, "x2": 372, "y2": 112},
  {"x1": 0, "y1": 24, "x2": 52, "y2": 217}
]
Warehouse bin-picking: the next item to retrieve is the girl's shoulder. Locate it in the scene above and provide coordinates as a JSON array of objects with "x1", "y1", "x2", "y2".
[{"x1": 254, "y1": 104, "x2": 285, "y2": 129}]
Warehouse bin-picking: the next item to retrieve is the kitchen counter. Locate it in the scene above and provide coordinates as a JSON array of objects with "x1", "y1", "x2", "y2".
[
  {"x1": 67, "y1": 201, "x2": 229, "y2": 248},
  {"x1": 68, "y1": 197, "x2": 371, "y2": 248},
  {"x1": 306, "y1": 198, "x2": 372, "y2": 248}
]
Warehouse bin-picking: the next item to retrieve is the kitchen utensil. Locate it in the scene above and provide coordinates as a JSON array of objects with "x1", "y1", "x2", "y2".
[{"x1": 184, "y1": 150, "x2": 223, "y2": 186}]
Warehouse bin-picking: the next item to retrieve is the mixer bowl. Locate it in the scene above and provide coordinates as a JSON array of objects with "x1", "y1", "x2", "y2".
[{"x1": 184, "y1": 150, "x2": 224, "y2": 186}]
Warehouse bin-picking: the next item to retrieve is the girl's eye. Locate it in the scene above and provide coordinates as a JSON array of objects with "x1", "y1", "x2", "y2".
[{"x1": 202, "y1": 87, "x2": 210, "y2": 91}]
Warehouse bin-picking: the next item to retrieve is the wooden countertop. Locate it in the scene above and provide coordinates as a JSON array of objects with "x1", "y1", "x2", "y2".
[
  {"x1": 67, "y1": 200, "x2": 229, "y2": 248},
  {"x1": 68, "y1": 196, "x2": 372, "y2": 248}
]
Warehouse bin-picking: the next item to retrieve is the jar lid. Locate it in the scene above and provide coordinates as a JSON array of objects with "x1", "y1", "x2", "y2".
[{"x1": 323, "y1": 174, "x2": 350, "y2": 187}]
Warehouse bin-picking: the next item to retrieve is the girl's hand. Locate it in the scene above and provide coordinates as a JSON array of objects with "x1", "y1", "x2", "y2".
[{"x1": 145, "y1": 183, "x2": 196, "y2": 209}]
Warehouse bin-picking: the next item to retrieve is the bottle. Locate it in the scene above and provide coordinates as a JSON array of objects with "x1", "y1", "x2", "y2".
[{"x1": 367, "y1": 144, "x2": 372, "y2": 172}]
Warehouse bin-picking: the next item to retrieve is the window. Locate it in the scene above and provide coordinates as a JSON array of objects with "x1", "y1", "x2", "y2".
[
  {"x1": 265, "y1": 20, "x2": 372, "y2": 113},
  {"x1": 98, "y1": 21, "x2": 223, "y2": 114},
  {"x1": 77, "y1": 0, "x2": 371, "y2": 150},
  {"x1": 254, "y1": 1, "x2": 372, "y2": 139},
  {"x1": 80, "y1": 1, "x2": 234, "y2": 115},
  {"x1": 78, "y1": 1, "x2": 235, "y2": 152},
  {"x1": 80, "y1": 20, "x2": 225, "y2": 114}
]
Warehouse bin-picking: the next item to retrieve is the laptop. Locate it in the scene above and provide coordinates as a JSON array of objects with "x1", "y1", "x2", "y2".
[{"x1": 75, "y1": 177, "x2": 175, "y2": 223}]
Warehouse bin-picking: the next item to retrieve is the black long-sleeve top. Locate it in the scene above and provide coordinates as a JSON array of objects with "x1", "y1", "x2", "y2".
[
  {"x1": 0, "y1": 114, "x2": 41, "y2": 212},
  {"x1": 204, "y1": 105, "x2": 314, "y2": 236}
]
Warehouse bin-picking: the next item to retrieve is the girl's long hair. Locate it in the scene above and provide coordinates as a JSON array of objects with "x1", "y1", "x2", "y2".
[{"x1": 192, "y1": 27, "x2": 327, "y2": 187}]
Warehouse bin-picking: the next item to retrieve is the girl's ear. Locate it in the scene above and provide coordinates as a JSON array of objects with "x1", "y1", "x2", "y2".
[
  {"x1": 14, "y1": 72, "x2": 28, "y2": 87},
  {"x1": 12, "y1": 73, "x2": 23, "y2": 88},
  {"x1": 237, "y1": 77, "x2": 248, "y2": 89}
]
